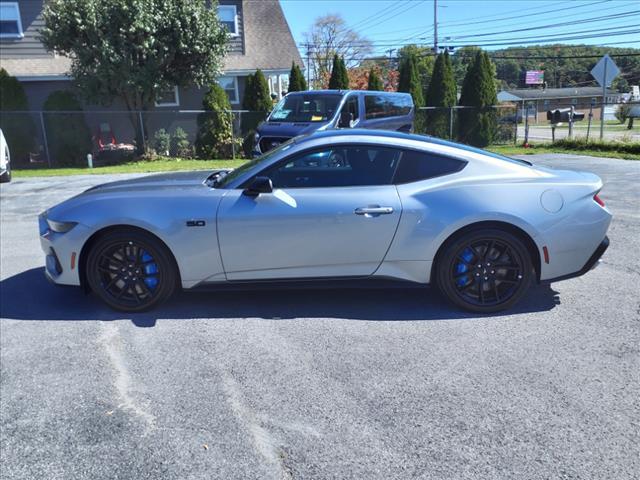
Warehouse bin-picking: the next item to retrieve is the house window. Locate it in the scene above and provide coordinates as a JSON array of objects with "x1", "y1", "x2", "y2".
[
  {"x1": 0, "y1": 2, "x2": 24, "y2": 38},
  {"x1": 218, "y1": 76, "x2": 239, "y2": 104},
  {"x1": 217, "y1": 5, "x2": 238, "y2": 36},
  {"x1": 155, "y1": 86, "x2": 180, "y2": 107}
]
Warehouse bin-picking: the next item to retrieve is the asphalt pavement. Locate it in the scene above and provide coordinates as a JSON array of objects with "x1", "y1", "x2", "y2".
[{"x1": 1, "y1": 154, "x2": 639, "y2": 480}]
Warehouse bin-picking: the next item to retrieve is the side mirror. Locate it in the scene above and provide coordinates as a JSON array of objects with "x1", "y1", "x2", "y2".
[
  {"x1": 339, "y1": 111, "x2": 353, "y2": 128},
  {"x1": 243, "y1": 176, "x2": 273, "y2": 196}
]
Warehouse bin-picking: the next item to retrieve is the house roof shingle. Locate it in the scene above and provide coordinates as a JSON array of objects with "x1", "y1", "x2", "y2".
[{"x1": 223, "y1": 0, "x2": 303, "y2": 73}]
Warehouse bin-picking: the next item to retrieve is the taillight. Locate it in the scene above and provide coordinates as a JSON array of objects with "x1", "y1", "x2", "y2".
[{"x1": 594, "y1": 193, "x2": 605, "y2": 207}]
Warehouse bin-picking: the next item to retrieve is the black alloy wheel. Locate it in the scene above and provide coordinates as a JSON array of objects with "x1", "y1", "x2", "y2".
[
  {"x1": 86, "y1": 230, "x2": 177, "y2": 312},
  {"x1": 436, "y1": 229, "x2": 533, "y2": 313}
]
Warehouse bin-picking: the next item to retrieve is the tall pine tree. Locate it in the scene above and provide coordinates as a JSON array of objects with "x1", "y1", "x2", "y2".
[
  {"x1": 367, "y1": 68, "x2": 383, "y2": 91},
  {"x1": 397, "y1": 53, "x2": 424, "y2": 131},
  {"x1": 242, "y1": 69, "x2": 272, "y2": 112},
  {"x1": 458, "y1": 50, "x2": 498, "y2": 146},
  {"x1": 328, "y1": 54, "x2": 349, "y2": 89},
  {"x1": 288, "y1": 62, "x2": 307, "y2": 92},
  {"x1": 424, "y1": 51, "x2": 457, "y2": 138}
]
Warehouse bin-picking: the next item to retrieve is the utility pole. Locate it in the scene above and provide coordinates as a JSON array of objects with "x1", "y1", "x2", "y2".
[
  {"x1": 433, "y1": 0, "x2": 438, "y2": 54},
  {"x1": 304, "y1": 43, "x2": 312, "y2": 90}
]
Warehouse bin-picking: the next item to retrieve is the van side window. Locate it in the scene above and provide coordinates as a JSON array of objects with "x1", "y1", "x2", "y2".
[
  {"x1": 394, "y1": 150, "x2": 467, "y2": 184},
  {"x1": 365, "y1": 94, "x2": 412, "y2": 120}
]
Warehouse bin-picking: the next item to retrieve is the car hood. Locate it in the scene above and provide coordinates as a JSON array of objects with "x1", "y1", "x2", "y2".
[
  {"x1": 257, "y1": 120, "x2": 333, "y2": 138},
  {"x1": 83, "y1": 169, "x2": 226, "y2": 194}
]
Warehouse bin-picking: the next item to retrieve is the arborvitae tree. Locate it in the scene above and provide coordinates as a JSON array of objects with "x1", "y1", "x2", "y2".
[
  {"x1": 328, "y1": 54, "x2": 349, "y2": 89},
  {"x1": 242, "y1": 69, "x2": 272, "y2": 112},
  {"x1": 43, "y1": 90, "x2": 92, "y2": 166},
  {"x1": 288, "y1": 62, "x2": 307, "y2": 92},
  {"x1": 397, "y1": 53, "x2": 424, "y2": 131},
  {"x1": 195, "y1": 83, "x2": 233, "y2": 159},
  {"x1": 458, "y1": 50, "x2": 498, "y2": 146},
  {"x1": 367, "y1": 68, "x2": 383, "y2": 91},
  {"x1": 0, "y1": 68, "x2": 36, "y2": 165},
  {"x1": 398, "y1": 53, "x2": 424, "y2": 106},
  {"x1": 424, "y1": 51, "x2": 457, "y2": 138}
]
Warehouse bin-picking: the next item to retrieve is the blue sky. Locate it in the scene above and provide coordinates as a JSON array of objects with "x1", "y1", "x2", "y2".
[{"x1": 280, "y1": 0, "x2": 640, "y2": 57}]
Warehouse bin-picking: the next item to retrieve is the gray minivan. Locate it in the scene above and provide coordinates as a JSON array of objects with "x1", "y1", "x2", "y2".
[{"x1": 253, "y1": 90, "x2": 414, "y2": 155}]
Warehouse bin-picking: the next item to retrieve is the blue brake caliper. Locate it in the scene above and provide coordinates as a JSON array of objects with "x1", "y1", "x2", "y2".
[
  {"x1": 141, "y1": 250, "x2": 158, "y2": 290},
  {"x1": 455, "y1": 248, "x2": 474, "y2": 287}
]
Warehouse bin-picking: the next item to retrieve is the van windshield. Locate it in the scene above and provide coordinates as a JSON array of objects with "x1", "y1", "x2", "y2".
[{"x1": 269, "y1": 94, "x2": 342, "y2": 123}]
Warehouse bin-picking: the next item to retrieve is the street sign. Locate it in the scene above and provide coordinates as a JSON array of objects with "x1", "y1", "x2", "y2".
[
  {"x1": 590, "y1": 54, "x2": 620, "y2": 88},
  {"x1": 591, "y1": 54, "x2": 621, "y2": 140}
]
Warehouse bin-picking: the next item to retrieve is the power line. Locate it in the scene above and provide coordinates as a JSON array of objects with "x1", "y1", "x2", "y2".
[
  {"x1": 447, "y1": 10, "x2": 640, "y2": 41},
  {"x1": 448, "y1": 27, "x2": 640, "y2": 48}
]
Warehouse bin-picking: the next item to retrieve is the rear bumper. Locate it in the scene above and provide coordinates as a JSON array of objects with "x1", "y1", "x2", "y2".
[{"x1": 544, "y1": 236, "x2": 609, "y2": 283}]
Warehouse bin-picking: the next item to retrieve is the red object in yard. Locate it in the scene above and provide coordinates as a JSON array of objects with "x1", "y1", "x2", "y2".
[{"x1": 96, "y1": 122, "x2": 117, "y2": 150}]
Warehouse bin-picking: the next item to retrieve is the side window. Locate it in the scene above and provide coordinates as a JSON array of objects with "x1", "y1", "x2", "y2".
[
  {"x1": 259, "y1": 146, "x2": 401, "y2": 189},
  {"x1": 394, "y1": 150, "x2": 466, "y2": 184},
  {"x1": 344, "y1": 96, "x2": 359, "y2": 123},
  {"x1": 365, "y1": 94, "x2": 412, "y2": 119},
  {"x1": 365, "y1": 95, "x2": 387, "y2": 119}
]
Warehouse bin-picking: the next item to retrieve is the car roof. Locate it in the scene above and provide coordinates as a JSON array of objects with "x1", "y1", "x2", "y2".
[{"x1": 294, "y1": 129, "x2": 528, "y2": 165}]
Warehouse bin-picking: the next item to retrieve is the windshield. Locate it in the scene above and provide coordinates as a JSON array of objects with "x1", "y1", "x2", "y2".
[
  {"x1": 269, "y1": 94, "x2": 342, "y2": 123},
  {"x1": 213, "y1": 139, "x2": 296, "y2": 188}
]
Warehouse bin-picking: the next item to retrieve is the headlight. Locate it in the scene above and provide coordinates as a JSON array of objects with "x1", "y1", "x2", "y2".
[
  {"x1": 46, "y1": 219, "x2": 78, "y2": 233},
  {"x1": 254, "y1": 132, "x2": 260, "y2": 142}
]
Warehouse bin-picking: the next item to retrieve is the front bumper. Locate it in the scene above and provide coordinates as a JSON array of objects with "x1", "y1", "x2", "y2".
[
  {"x1": 39, "y1": 216, "x2": 91, "y2": 286},
  {"x1": 544, "y1": 236, "x2": 609, "y2": 283}
]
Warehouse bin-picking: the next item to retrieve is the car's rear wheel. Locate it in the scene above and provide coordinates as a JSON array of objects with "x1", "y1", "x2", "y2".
[
  {"x1": 436, "y1": 229, "x2": 533, "y2": 313},
  {"x1": 86, "y1": 230, "x2": 177, "y2": 312}
]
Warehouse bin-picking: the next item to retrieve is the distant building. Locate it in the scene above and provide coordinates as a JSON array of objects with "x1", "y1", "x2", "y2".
[{"x1": 497, "y1": 87, "x2": 618, "y2": 123}]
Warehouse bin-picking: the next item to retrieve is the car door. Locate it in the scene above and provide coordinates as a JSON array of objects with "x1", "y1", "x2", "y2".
[{"x1": 216, "y1": 145, "x2": 402, "y2": 280}]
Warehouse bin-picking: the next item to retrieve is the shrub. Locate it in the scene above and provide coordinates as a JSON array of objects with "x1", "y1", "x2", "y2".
[
  {"x1": 242, "y1": 130, "x2": 256, "y2": 158},
  {"x1": 152, "y1": 128, "x2": 171, "y2": 156},
  {"x1": 615, "y1": 103, "x2": 631, "y2": 124},
  {"x1": 328, "y1": 54, "x2": 349, "y2": 90},
  {"x1": 242, "y1": 69, "x2": 272, "y2": 112},
  {"x1": 170, "y1": 127, "x2": 192, "y2": 158},
  {"x1": 0, "y1": 68, "x2": 37, "y2": 164},
  {"x1": 288, "y1": 62, "x2": 307, "y2": 92},
  {"x1": 43, "y1": 90, "x2": 92, "y2": 166},
  {"x1": 424, "y1": 51, "x2": 456, "y2": 139},
  {"x1": 367, "y1": 68, "x2": 383, "y2": 91},
  {"x1": 458, "y1": 51, "x2": 498, "y2": 147},
  {"x1": 195, "y1": 83, "x2": 234, "y2": 159}
]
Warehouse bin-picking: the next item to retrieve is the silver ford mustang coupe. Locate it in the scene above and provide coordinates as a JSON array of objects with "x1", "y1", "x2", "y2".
[{"x1": 39, "y1": 130, "x2": 611, "y2": 313}]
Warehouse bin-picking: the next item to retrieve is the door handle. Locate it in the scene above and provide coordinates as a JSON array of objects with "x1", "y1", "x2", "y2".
[{"x1": 354, "y1": 206, "x2": 394, "y2": 216}]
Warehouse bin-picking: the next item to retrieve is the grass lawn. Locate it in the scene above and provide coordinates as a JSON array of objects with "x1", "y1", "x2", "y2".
[
  {"x1": 489, "y1": 144, "x2": 640, "y2": 161},
  {"x1": 12, "y1": 158, "x2": 246, "y2": 178}
]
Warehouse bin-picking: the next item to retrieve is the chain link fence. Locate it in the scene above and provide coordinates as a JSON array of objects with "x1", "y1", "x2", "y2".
[{"x1": 1, "y1": 102, "x2": 637, "y2": 169}]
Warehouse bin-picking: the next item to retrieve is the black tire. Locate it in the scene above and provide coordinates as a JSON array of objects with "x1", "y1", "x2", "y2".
[
  {"x1": 86, "y1": 229, "x2": 177, "y2": 312},
  {"x1": 0, "y1": 168, "x2": 10, "y2": 183},
  {"x1": 436, "y1": 228, "x2": 533, "y2": 313}
]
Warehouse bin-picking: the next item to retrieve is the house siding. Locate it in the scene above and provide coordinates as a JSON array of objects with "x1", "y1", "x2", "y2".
[{"x1": 0, "y1": 0, "x2": 51, "y2": 58}]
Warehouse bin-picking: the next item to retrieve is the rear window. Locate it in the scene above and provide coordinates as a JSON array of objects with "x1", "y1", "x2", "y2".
[
  {"x1": 394, "y1": 150, "x2": 466, "y2": 184},
  {"x1": 365, "y1": 94, "x2": 412, "y2": 120}
]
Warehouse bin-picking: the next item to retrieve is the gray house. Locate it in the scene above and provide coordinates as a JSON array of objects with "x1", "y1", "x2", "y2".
[{"x1": 0, "y1": 0, "x2": 302, "y2": 160}]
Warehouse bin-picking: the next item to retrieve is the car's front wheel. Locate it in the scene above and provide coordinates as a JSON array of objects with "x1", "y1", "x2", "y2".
[
  {"x1": 86, "y1": 229, "x2": 177, "y2": 312},
  {"x1": 436, "y1": 229, "x2": 533, "y2": 313}
]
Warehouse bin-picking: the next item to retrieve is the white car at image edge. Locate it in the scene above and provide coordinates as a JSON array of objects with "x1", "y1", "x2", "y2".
[{"x1": 0, "y1": 128, "x2": 11, "y2": 183}]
